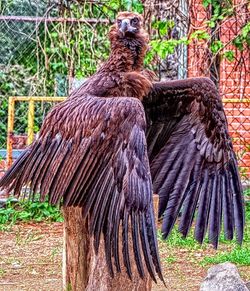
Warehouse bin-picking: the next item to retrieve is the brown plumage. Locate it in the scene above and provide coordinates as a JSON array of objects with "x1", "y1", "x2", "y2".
[{"x1": 0, "y1": 11, "x2": 245, "y2": 284}]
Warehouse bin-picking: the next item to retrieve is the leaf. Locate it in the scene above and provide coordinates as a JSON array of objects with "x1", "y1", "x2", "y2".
[
  {"x1": 51, "y1": 32, "x2": 58, "y2": 38},
  {"x1": 202, "y1": 0, "x2": 212, "y2": 8},
  {"x1": 208, "y1": 20, "x2": 216, "y2": 28},
  {"x1": 241, "y1": 23, "x2": 250, "y2": 39},
  {"x1": 233, "y1": 37, "x2": 244, "y2": 51},
  {"x1": 223, "y1": 50, "x2": 235, "y2": 62},
  {"x1": 210, "y1": 40, "x2": 224, "y2": 54},
  {"x1": 152, "y1": 20, "x2": 175, "y2": 38},
  {"x1": 190, "y1": 30, "x2": 210, "y2": 41}
]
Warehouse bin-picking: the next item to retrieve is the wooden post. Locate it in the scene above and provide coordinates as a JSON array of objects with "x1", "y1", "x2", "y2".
[{"x1": 62, "y1": 195, "x2": 159, "y2": 291}]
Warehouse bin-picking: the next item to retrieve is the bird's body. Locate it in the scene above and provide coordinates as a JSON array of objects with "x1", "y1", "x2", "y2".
[
  {"x1": 0, "y1": 11, "x2": 244, "y2": 285},
  {"x1": 70, "y1": 13, "x2": 152, "y2": 100}
]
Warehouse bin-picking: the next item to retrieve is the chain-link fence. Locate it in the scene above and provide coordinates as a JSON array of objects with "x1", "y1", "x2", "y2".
[{"x1": 0, "y1": 0, "x2": 249, "y2": 181}]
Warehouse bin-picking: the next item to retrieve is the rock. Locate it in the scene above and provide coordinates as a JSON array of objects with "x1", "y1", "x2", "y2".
[
  {"x1": 0, "y1": 198, "x2": 8, "y2": 208},
  {"x1": 200, "y1": 262, "x2": 248, "y2": 291},
  {"x1": 11, "y1": 263, "x2": 23, "y2": 269},
  {"x1": 0, "y1": 197, "x2": 19, "y2": 208}
]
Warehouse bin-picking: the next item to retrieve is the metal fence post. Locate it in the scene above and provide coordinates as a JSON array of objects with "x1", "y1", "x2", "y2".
[
  {"x1": 6, "y1": 97, "x2": 15, "y2": 169},
  {"x1": 27, "y1": 99, "x2": 35, "y2": 145}
]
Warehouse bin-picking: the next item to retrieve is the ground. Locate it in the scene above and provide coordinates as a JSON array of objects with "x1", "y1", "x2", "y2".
[{"x1": 0, "y1": 222, "x2": 249, "y2": 291}]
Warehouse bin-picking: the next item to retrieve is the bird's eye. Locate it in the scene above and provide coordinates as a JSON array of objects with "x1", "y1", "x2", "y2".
[
  {"x1": 131, "y1": 17, "x2": 139, "y2": 25},
  {"x1": 117, "y1": 19, "x2": 122, "y2": 26}
]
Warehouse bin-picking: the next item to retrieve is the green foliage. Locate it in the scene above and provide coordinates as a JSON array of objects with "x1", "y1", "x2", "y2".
[
  {"x1": 244, "y1": 188, "x2": 250, "y2": 198},
  {"x1": 200, "y1": 0, "x2": 250, "y2": 56},
  {"x1": 0, "y1": 198, "x2": 63, "y2": 231},
  {"x1": 0, "y1": 97, "x2": 8, "y2": 147},
  {"x1": 203, "y1": 0, "x2": 234, "y2": 28},
  {"x1": 152, "y1": 20, "x2": 175, "y2": 38},
  {"x1": 163, "y1": 255, "x2": 177, "y2": 264},
  {"x1": 223, "y1": 50, "x2": 235, "y2": 62},
  {"x1": 210, "y1": 40, "x2": 224, "y2": 54},
  {"x1": 146, "y1": 38, "x2": 188, "y2": 63},
  {"x1": 102, "y1": 0, "x2": 143, "y2": 15},
  {"x1": 201, "y1": 247, "x2": 250, "y2": 266},
  {"x1": 233, "y1": 22, "x2": 250, "y2": 51},
  {"x1": 145, "y1": 19, "x2": 188, "y2": 67},
  {"x1": 190, "y1": 30, "x2": 210, "y2": 41},
  {"x1": 158, "y1": 227, "x2": 202, "y2": 249}
]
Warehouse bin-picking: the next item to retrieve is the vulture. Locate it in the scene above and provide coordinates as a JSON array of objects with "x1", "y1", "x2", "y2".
[{"x1": 0, "y1": 11, "x2": 245, "y2": 284}]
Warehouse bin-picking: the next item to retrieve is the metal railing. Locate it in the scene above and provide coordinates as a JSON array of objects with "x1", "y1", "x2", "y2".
[{"x1": 6, "y1": 96, "x2": 66, "y2": 168}]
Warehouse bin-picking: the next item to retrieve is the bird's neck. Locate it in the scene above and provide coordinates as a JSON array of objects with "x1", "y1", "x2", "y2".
[
  {"x1": 103, "y1": 27, "x2": 148, "y2": 72},
  {"x1": 105, "y1": 47, "x2": 141, "y2": 72}
]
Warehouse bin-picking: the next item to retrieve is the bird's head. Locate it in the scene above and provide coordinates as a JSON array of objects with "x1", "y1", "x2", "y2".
[
  {"x1": 109, "y1": 11, "x2": 149, "y2": 49},
  {"x1": 116, "y1": 11, "x2": 144, "y2": 37}
]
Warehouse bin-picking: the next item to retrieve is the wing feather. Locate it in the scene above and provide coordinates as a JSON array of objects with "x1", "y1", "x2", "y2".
[
  {"x1": 143, "y1": 77, "x2": 245, "y2": 246},
  {"x1": 131, "y1": 211, "x2": 145, "y2": 278},
  {"x1": 0, "y1": 95, "x2": 164, "y2": 283}
]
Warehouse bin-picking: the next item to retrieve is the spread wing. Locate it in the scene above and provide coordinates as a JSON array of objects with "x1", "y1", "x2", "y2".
[
  {"x1": 143, "y1": 77, "x2": 245, "y2": 248},
  {"x1": 0, "y1": 95, "x2": 164, "y2": 283}
]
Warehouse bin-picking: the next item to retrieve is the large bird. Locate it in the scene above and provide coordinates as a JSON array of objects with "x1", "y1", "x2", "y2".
[{"x1": 0, "y1": 11, "x2": 245, "y2": 283}]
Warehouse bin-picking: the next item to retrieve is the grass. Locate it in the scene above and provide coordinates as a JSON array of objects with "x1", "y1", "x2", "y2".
[
  {"x1": 0, "y1": 268, "x2": 6, "y2": 277},
  {"x1": 0, "y1": 198, "x2": 63, "y2": 231},
  {"x1": 163, "y1": 255, "x2": 177, "y2": 264},
  {"x1": 200, "y1": 247, "x2": 250, "y2": 266}
]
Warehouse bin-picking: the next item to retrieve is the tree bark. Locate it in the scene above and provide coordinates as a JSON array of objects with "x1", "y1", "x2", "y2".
[{"x1": 62, "y1": 195, "x2": 159, "y2": 291}]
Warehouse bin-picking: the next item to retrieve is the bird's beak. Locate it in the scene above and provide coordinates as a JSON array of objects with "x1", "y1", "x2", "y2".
[
  {"x1": 119, "y1": 19, "x2": 130, "y2": 36},
  {"x1": 119, "y1": 18, "x2": 137, "y2": 36},
  {"x1": 119, "y1": 19, "x2": 133, "y2": 36}
]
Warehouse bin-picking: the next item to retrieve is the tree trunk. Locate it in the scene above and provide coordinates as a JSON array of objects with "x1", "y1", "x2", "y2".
[{"x1": 62, "y1": 195, "x2": 159, "y2": 291}]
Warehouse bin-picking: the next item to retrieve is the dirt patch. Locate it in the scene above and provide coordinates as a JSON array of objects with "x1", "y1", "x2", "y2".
[
  {"x1": 0, "y1": 223, "x2": 249, "y2": 291},
  {"x1": 0, "y1": 223, "x2": 62, "y2": 291}
]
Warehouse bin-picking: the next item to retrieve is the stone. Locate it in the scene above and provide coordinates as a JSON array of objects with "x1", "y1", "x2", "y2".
[
  {"x1": 200, "y1": 262, "x2": 248, "y2": 291},
  {"x1": 0, "y1": 197, "x2": 19, "y2": 208},
  {"x1": 11, "y1": 263, "x2": 23, "y2": 269}
]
